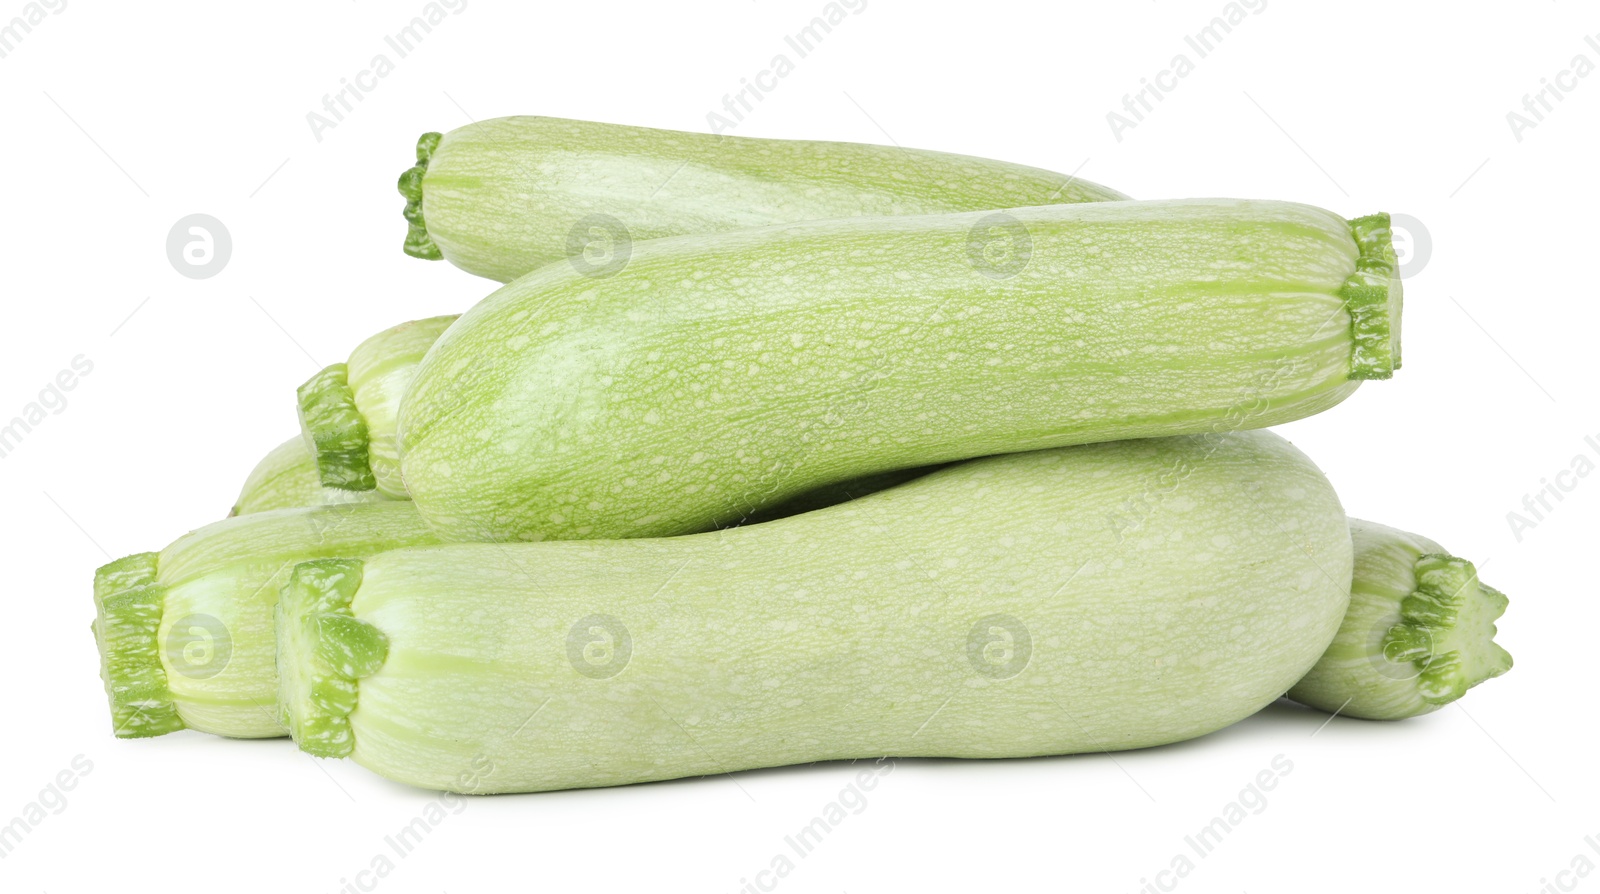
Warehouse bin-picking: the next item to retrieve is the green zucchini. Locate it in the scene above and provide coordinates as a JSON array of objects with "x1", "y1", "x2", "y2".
[
  {"x1": 297, "y1": 315, "x2": 457, "y2": 495},
  {"x1": 277, "y1": 431, "x2": 1354, "y2": 792},
  {"x1": 230, "y1": 438, "x2": 395, "y2": 516},
  {"x1": 388, "y1": 198, "x2": 1400, "y2": 543},
  {"x1": 91, "y1": 503, "x2": 438, "y2": 738},
  {"x1": 400, "y1": 116, "x2": 1129, "y2": 282},
  {"x1": 1287, "y1": 519, "x2": 1512, "y2": 720}
]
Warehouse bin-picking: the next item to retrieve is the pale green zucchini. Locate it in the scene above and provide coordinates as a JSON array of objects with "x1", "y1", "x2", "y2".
[
  {"x1": 1286, "y1": 519, "x2": 1512, "y2": 720},
  {"x1": 400, "y1": 116, "x2": 1128, "y2": 282},
  {"x1": 277, "y1": 431, "x2": 1355, "y2": 793},
  {"x1": 230, "y1": 438, "x2": 395, "y2": 516},
  {"x1": 297, "y1": 315, "x2": 457, "y2": 495},
  {"x1": 91, "y1": 503, "x2": 438, "y2": 738},
  {"x1": 390, "y1": 198, "x2": 1401, "y2": 543}
]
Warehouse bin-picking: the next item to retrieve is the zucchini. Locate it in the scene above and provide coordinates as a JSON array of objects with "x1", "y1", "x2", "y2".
[
  {"x1": 297, "y1": 315, "x2": 457, "y2": 496},
  {"x1": 91, "y1": 503, "x2": 438, "y2": 738},
  {"x1": 230, "y1": 438, "x2": 395, "y2": 516},
  {"x1": 277, "y1": 431, "x2": 1354, "y2": 792},
  {"x1": 1287, "y1": 519, "x2": 1512, "y2": 720},
  {"x1": 400, "y1": 116, "x2": 1129, "y2": 282},
  {"x1": 388, "y1": 198, "x2": 1401, "y2": 543}
]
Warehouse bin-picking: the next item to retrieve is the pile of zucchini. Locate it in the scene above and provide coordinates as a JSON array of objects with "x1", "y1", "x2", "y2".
[{"x1": 92, "y1": 117, "x2": 1509, "y2": 794}]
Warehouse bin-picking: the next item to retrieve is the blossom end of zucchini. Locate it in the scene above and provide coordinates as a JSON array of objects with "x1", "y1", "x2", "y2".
[
  {"x1": 297, "y1": 363, "x2": 378, "y2": 492},
  {"x1": 278, "y1": 558, "x2": 385, "y2": 759},
  {"x1": 1342, "y1": 212, "x2": 1403, "y2": 381},
  {"x1": 92, "y1": 552, "x2": 186, "y2": 738},
  {"x1": 399, "y1": 132, "x2": 444, "y2": 261}
]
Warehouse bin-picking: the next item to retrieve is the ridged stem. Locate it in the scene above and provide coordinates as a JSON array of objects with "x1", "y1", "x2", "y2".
[
  {"x1": 1342, "y1": 213, "x2": 1403, "y2": 380},
  {"x1": 277, "y1": 559, "x2": 388, "y2": 758},
  {"x1": 399, "y1": 132, "x2": 444, "y2": 261},
  {"x1": 91, "y1": 553, "x2": 186, "y2": 737},
  {"x1": 1287, "y1": 519, "x2": 1511, "y2": 720},
  {"x1": 297, "y1": 363, "x2": 377, "y2": 491}
]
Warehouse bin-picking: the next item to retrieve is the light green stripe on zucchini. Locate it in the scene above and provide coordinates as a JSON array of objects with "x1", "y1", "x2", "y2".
[
  {"x1": 399, "y1": 197, "x2": 1401, "y2": 544},
  {"x1": 400, "y1": 116, "x2": 1130, "y2": 282},
  {"x1": 1286, "y1": 519, "x2": 1512, "y2": 720},
  {"x1": 279, "y1": 431, "x2": 1354, "y2": 792}
]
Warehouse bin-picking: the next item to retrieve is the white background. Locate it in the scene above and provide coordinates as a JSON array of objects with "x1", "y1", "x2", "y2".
[{"x1": 1, "y1": 1, "x2": 1593, "y2": 891}]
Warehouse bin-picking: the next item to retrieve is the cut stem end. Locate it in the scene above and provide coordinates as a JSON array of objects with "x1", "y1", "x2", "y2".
[
  {"x1": 400, "y1": 132, "x2": 444, "y2": 261},
  {"x1": 1342, "y1": 213, "x2": 1403, "y2": 381},
  {"x1": 92, "y1": 553, "x2": 186, "y2": 738},
  {"x1": 298, "y1": 363, "x2": 378, "y2": 492},
  {"x1": 277, "y1": 558, "x2": 387, "y2": 759}
]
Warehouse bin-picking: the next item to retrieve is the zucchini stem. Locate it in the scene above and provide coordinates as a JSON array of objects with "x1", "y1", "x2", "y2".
[
  {"x1": 1286, "y1": 519, "x2": 1512, "y2": 720},
  {"x1": 398, "y1": 132, "x2": 444, "y2": 261},
  {"x1": 91, "y1": 553, "x2": 186, "y2": 738},
  {"x1": 297, "y1": 363, "x2": 377, "y2": 491},
  {"x1": 1342, "y1": 213, "x2": 1403, "y2": 380},
  {"x1": 276, "y1": 558, "x2": 387, "y2": 758}
]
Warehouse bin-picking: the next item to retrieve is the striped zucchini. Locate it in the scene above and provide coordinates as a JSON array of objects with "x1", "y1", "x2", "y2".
[
  {"x1": 297, "y1": 315, "x2": 457, "y2": 496},
  {"x1": 91, "y1": 503, "x2": 438, "y2": 738},
  {"x1": 400, "y1": 116, "x2": 1128, "y2": 282},
  {"x1": 1287, "y1": 519, "x2": 1512, "y2": 720},
  {"x1": 277, "y1": 431, "x2": 1354, "y2": 792},
  {"x1": 387, "y1": 198, "x2": 1401, "y2": 543}
]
